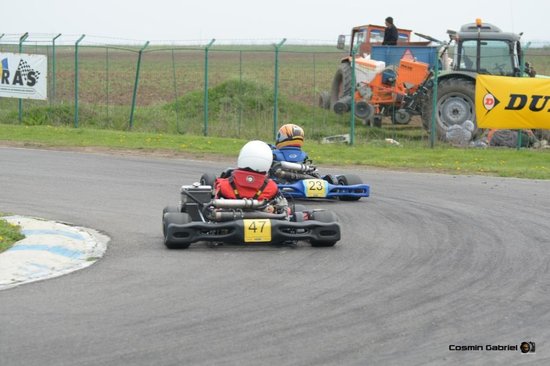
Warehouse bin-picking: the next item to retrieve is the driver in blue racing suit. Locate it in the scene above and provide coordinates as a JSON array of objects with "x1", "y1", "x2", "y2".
[{"x1": 271, "y1": 123, "x2": 308, "y2": 164}]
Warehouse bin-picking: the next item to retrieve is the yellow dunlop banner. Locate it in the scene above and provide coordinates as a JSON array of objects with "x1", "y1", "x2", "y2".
[{"x1": 476, "y1": 75, "x2": 550, "y2": 129}]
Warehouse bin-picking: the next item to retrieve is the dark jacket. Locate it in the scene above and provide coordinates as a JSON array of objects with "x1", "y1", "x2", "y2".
[{"x1": 383, "y1": 24, "x2": 398, "y2": 45}]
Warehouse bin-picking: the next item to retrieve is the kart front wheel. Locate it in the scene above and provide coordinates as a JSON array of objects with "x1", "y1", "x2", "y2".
[
  {"x1": 337, "y1": 174, "x2": 363, "y2": 201},
  {"x1": 163, "y1": 212, "x2": 191, "y2": 249},
  {"x1": 310, "y1": 210, "x2": 338, "y2": 247}
]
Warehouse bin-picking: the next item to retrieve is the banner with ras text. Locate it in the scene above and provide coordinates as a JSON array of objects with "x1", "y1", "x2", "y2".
[
  {"x1": 0, "y1": 52, "x2": 47, "y2": 100},
  {"x1": 476, "y1": 75, "x2": 550, "y2": 129}
]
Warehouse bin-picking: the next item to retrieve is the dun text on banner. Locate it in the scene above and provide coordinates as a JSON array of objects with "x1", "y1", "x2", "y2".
[{"x1": 476, "y1": 75, "x2": 550, "y2": 129}]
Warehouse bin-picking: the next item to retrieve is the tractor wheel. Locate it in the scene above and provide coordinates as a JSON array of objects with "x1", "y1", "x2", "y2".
[
  {"x1": 318, "y1": 91, "x2": 331, "y2": 109},
  {"x1": 421, "y1": 77, "x2": 477, "y2": 141},
  {"x1": 355, "y1": 101, "x2": 375, "y2": 120},
  {"x1": 391, "y1": 109, "x2": 411, "y2": 125},
  {"x1": 330, "y1": 63, "x2": 352, "y2": 111}
]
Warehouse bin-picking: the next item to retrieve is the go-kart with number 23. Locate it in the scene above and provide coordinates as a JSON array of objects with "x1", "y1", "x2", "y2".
[{"x1": 271, "y1": 161, "x2": 370, "y2": 201}]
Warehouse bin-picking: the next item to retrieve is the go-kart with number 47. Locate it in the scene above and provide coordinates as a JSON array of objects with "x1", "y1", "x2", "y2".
[
  {"x1": 162, "y1": 183, "x2": 341, "y2": 249},
  {"x1": 163, "y1": 140, "x2": 341, "y2": 249}
]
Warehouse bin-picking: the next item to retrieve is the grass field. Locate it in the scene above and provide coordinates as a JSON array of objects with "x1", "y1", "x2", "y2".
[
  {"x1": 1, "y1": 124, "x2": 549, "y2": 179},
  {"x1": 0, "y1": 43, "x2": 548, "y2": 145},
  {"x1": 0, "y1": 43, "x2": 549, "y2": 179}
]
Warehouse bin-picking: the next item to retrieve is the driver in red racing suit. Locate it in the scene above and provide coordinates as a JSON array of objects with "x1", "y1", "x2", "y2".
[{"x1": 214, "y1": 140, "x2": 279, "y2": 201}]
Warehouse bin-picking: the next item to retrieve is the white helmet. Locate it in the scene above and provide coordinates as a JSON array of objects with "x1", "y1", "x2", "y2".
[{"x1": 237, "y1": 140, "x2": 273, "y2": 173}]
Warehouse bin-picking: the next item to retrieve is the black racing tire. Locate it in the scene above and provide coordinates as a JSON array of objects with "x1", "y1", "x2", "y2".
[
  {"x1": 163, "y1": 205, "x2": 182, "y2": 217},
  {"x1": 163, "y1": 205, "x2": 180, "y2": 214},
  {"x1": 421, "y1": 77, "x2": 477, "y2": 141},
  {"x1": 163, "y1": 212, "x2": 191, "y2": 249},
  {"x1": 200, "y1": 173, "x2": 217, "y2": 188},
  {"x1": 337, "y1": 174, "x2": 363, "y2": 201},
  {"x1": 293, "y1": 204, "x2": 307, "y2": 213},
  {"x1": 330, "y1": 62, "x2": 352, "y2": 110},
  {"x1": 310, "y1": 210, "x2": 338, "y2": 247}
]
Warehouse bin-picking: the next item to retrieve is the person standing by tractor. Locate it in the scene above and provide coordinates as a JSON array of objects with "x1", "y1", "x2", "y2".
[{"x1": 382, "y1": 16, "x2": 398, "y2": 45}]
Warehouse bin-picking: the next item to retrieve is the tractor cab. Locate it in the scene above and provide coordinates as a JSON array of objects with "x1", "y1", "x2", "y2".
[{"x1": 450, "y1": 20, "x2": 522, "y2": 76}]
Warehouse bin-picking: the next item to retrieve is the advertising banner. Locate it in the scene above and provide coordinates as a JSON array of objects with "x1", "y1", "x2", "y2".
[
  {"x1": 0, "y1": 52, "x2": 48, "y2": 100},
  {"x1": 476, "y1": 75, "x2": 550, "y2": 129}
]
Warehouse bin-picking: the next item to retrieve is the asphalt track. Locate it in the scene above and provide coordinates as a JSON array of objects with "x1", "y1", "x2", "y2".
[{"x1": 0, "y1": 146, "x2": 548, "y2": 365}]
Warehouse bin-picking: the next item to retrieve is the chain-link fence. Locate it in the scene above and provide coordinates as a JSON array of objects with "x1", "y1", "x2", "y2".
[{"x1": 1, "y1": 33, "x2": 549, "y2": 147}]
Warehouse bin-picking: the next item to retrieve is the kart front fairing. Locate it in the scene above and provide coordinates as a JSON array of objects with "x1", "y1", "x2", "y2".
[{"x1": 278, "y1": 178, "x2": 370, "y2": 199}]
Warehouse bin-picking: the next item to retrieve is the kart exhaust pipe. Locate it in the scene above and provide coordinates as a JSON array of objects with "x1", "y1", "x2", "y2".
[
  {"x1": 211, "y1": 198, "x2": 266, "y2": 209},
  {"x1": 213, "y1": 211, "x2": 287, "y2": 221},
  {"x1": 279, "y1": 161, "x2": 315, "y2": 173},
  {"x1": 273, "y1": 169, "x2": 313, "y2": 181}
]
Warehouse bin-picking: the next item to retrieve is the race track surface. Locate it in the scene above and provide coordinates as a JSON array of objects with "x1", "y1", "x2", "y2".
[{"x1": 1, "y1": 147, "x2": 548, "y2": 365}]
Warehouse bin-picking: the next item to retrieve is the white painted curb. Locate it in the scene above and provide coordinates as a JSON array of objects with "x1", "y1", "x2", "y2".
[{"x1": 0, "y1": 216, "x2": 109, "y2": 290}]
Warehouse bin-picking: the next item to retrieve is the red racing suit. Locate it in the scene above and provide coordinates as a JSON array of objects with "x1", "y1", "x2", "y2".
[{"x1": 214, "y1": 169, "x2": 278, "y2": 200}]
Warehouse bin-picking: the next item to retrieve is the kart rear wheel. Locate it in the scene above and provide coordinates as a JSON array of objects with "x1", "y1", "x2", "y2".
[
  {"x1": 293, "y1": 204, "x2": 307, "y2": 213},
  {"x1": 163, "y1": 212, "x2": 191, "y2": 249},
  {"x1": 337, "y1": 174, "x2": 363, "y2": 201},
  {"x1": 163, "y1": 205, "x2": 180, "y2": 214},
  {"x1": 310, "y1": 210, "x2": 338, "y2": 247},
  {"x1": 200, "y1": 173, "x2": 217, "y2": 188}
]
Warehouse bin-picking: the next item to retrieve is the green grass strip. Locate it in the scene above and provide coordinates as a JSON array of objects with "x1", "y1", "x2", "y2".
[
  {"x1": 1, "y1": 124, "x2": 549, "y2": 179},
  {"x1": 0, "y1": 215, "x2": 25, "y2": 253}
]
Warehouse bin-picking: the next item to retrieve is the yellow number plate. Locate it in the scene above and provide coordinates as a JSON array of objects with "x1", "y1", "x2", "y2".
[
  {"x1": 243, "y1": 219, "x2": 272, "y2": 243},
  {"x1": 303, "y1": 179, "x2": 328, "y2": 198}
]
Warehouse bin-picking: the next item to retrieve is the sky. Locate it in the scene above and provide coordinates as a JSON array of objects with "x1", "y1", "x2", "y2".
[{"x1": 2, "y1": 0, "x2": 549, "y2": 45}]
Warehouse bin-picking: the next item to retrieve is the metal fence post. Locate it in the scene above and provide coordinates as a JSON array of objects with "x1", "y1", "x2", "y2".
[
  {"x1": 238, "y1": 50, "x2": 243, "y2": 135},
  {"x1": 349, "y1": 44, "x2": 359, "y2": 146},
  {"x1": 203, "y1": 39, "x2": 215, "y2": 136},
  {"x1": 430, "y1": 51, "x2": 440, "y2": 148},
  {"x1": 171, "y1": 48, "x2": 181, "y2": 133},
  {"x1": 273, "y1": 38, "x2": 286, "y2": 140},
  {"x1": 516, "y1": 46, "x2": 531, "y2": 150},
  {"x1": 105, "y1": 47, "x2": 110, "y2": 119},
  {"x1": 129, "y1": 41, "x2": 149, "y2": 129},
  {"x1": 18, "y1": 32, "x2": 29, "y2": 123},
  {"x1": 51, "y1": 33, "x2": 61, "y2": 105},
  {"x1": 74, "y1": 34, "x2": 85, "y2": 128}
]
